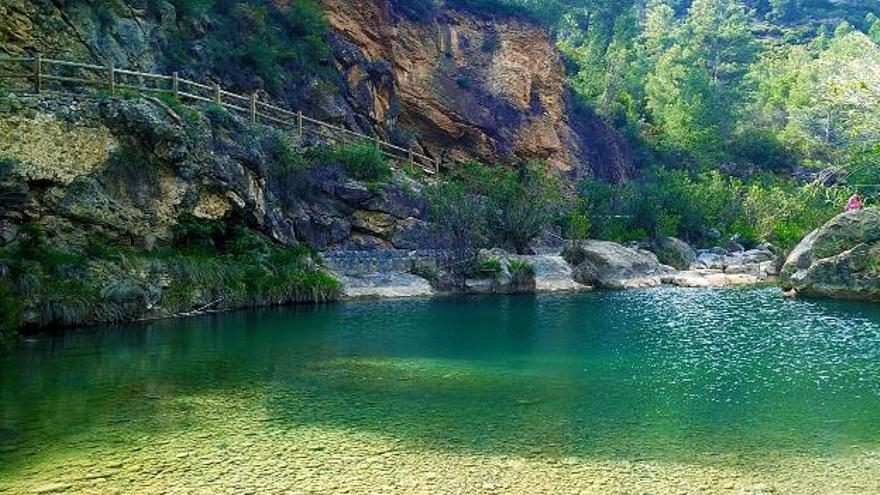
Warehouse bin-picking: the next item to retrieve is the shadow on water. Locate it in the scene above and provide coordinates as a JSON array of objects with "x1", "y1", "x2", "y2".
[{"x1": 2, "y1": 288, "x2": 880, "y2": 472}]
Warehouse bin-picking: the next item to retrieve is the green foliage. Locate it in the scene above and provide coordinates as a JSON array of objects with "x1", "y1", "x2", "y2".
[
  {"x1": 172, "y1": 214, "x2": 228, "y2": 252},
  {"x1": 448, "y1": 161, "x2": 568, "y2": 254},
  {"x1": 507, "y1": 259, "x2": 535, "y2": 279},
  {"x1": 267, "y1": 132, "x2": 308, "y2": 173},
  {"x1": 425, "y1": 160, "x2": 567, "y2": 283},
  {"x1": 156, "y1": 93, "x2": 202, "y2": 124},
  {"x1": 545, "y1": 0, "x2": 879, "y2": 249},
  {"x1": 747, "y1": 30, "x2": 880, "y2": 168},
  {"x1": 565, "y1": 202, "x2": 592, "y2": 241},
  {"x1": 329, "y1": 140, "x2": 392, "y2": 182},
  {"x1": 455, "y1": 72, "x2": 472, "y2": 89},
  {"x1": 159, "y1": 242, "x2": 338, "y2": 312},
  {"x1": 642, "y1": 0, "x2": 758, "y2": 161},
  {"x1": 0, "y1": 223, "x2": 95, "y2": 340},
  {"x1": 425, "y1": 180, "x2": 491, "y2": 284},
  {"x1": 0, "y1": 219, "x2": 339, "y2": 342},
  {"x1": 162, "y1": 0, "x2": 336, "y2": 103},
  {"x1": 166, "y1": 0, "x2": 212, "y2": 18},
  {"x1": 474, "y1": 257, "x2": 503, "y2": 279},
  {"x1": 576, "y1": 168, "x2": 848, "y2": 250},
  {"x1": 556, "y1": 0, "x2": 880, "y2": 178}
]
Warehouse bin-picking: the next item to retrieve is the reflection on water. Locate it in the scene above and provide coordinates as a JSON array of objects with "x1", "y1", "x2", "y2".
[{"x1": 1, "y1": 287, "x2": 880, "y2": 488}]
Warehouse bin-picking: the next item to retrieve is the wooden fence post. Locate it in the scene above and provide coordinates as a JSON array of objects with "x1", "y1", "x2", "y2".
[
  {"x1": 213, "y1": 83, "x2": 221, "y2": 104},
  {"x1": 107, "y1": 63, "x2": 115, "y2": 95},
  {"x1": 172, "y1": 71, "x2": 179, "y2": 100},
  {"x1": 436, "y1": 157, "x2": 442, "y2": 174},
  {"x1": 33, "y1": 52, "x2": 42, "y2": 94},
  {"x1": 374, "y1": 135, "x2": 381, "y2": 152},
  {"x1": 250, "y1": 93, "x2": 257, "y2": 124},
  {"x1": 408, "y1": 146, "x2": 414, "y2": 166},
  {"x1": 297, "y1": 110, "x2": 303, "y2": 138}
]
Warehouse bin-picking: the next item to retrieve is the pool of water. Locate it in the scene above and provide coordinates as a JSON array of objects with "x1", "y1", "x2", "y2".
[{"x1": 1, "y1": 287, "x2": 879, "y2": 493}]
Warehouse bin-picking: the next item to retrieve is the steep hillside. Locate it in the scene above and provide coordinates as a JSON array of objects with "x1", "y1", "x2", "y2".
[
  {"x1": 0, "y1": 0, "x2": 633, "y2": 181},
  {"x1": 321, "y1": 0, "x2": 632, "y2": 180}
]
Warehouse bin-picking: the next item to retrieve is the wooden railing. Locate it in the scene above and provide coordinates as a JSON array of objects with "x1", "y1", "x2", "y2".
[{"x1": 0, "y1": 53, "x2": 440, "y2": 175}]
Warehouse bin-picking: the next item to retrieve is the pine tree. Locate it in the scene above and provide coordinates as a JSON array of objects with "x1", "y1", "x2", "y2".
[{"x1": 645, "y1": 0, "x2": 758, "y2": 159}]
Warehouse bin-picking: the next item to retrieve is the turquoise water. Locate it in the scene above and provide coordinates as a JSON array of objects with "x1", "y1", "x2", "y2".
[{"x1": 1, "y1": 287, "x2": 880, "y2": 492}]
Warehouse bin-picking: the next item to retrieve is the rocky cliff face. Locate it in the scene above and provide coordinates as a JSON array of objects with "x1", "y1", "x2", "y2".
[
  {"x1": 0, "y1": 0, "x2": 633, "y2": 181},
  {"x1": 322, "y1": 0, "x2": 632, "y2": 180},
  {"x1": 0, "y1": 95, "x2": 428, "y2": 252}
]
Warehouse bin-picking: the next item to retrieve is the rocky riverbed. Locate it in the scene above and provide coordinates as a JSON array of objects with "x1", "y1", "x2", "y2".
[{"x1": 1, "y1": 382, "x2": 876, "y2": 495}]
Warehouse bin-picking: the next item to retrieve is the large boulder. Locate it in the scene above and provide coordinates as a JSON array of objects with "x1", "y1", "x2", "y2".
[
  {"x1": 781, "y1": 208, "x2": 880, "y2": 301},
  {"x1": 563, "y1": 240, "x2": 675, "y2": 289},
  {"x1": 651, "y1": 236, "x2": 697, "y2": 270}
]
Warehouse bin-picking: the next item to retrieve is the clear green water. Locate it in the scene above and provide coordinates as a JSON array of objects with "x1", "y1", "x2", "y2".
[{"x1": 1, "y1": 287, "x2": 879, "y2": 490}]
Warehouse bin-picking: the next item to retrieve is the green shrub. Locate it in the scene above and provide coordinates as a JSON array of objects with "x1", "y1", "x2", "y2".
[
  {"x1": 447, "y1": 160, "x2": 568, "y2": 254},
  {"x1": 425, "y1": 181, "x2": 490, "y2": 284},
  {"x1": 172, "y1": 214, "x2": 229, "y2": 252},
  {"x1": 508, "y1": 259, "x2": 535, "y2": 278},
  {"x1": 199, "y1": 0, "x2": 335, "y2": 96},
  {"x1": 565, "y1": 202, "x2": 592, "y2": 240},
  {"x1": 575, "y1": 167, "x2": 846, "y2": 250},
  {"x1": 167, "y1": 0, "x2": 212, "y2": 18},
  {"x1": 474, "y1": 257, "x2": 503, "y2": 279},
  {"x1": 656, "y1": 212, "x2": 681, "y2": 238},
  {"x1": 455, "y1": 72, "x2": 472, "y2": 89},
  {"x1": 331, "y1": 140, "x2": 391, "y2": 182},
  {"x1": 156, "y1": 93, "x2": 201, "y2": 124},
  {"x1": 268, "y1": 131, "x2": 308, "y2": 173}
]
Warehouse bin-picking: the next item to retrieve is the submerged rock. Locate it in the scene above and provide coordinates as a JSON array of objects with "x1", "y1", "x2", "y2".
[
  {"x1": 663, "y1": 270, "x2": 763, "y2": 288},
  {"x1": 781, "y1": 208, "x2": 880, "y2": 301}
]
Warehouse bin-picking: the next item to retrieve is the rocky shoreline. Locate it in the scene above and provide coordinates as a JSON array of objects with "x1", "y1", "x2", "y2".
[
  {"x1": 324, "y1": 239, "x2": 782, "y2": 300},
  {"x1": 782, "y1": 207, "x2": 880, "y2": 301}
]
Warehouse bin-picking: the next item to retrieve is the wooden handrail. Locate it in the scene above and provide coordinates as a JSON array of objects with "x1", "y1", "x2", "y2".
[
  {"x1": 0, "y1": 53, "x2": 441, "y2": 174},
  {"x1": 43, "y1": 58, "x2": 105, "y2": 71}
]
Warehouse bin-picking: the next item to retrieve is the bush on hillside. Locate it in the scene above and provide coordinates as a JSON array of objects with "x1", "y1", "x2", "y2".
[
  {"x1": 330, "y1": 140, "x2": 392, "y2": 182},
  {"x1": 425, "y1": 181, "x2": 491, "y2": 285},
  {"x1": 160, "y1": 0, "x2": 336, "y2": 104}
]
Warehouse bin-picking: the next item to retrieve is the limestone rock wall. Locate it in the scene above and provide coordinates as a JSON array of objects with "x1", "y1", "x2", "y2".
[
  {"x1": 0, "y1": 0, "x2": 633, "y2": 182},
  {"x1": 0, "y1": 95, "x2": 428, "y2": 253},
  {"x1": 322, "y1": 0, "x2": 633, "y2": 180}
]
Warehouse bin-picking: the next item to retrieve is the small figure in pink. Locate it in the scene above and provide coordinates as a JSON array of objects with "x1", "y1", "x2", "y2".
[{"x1": 845, "y1": 194, "x2": 864, "y2": 212}]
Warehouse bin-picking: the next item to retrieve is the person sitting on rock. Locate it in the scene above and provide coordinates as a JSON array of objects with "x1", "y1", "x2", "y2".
[{"x1": 845, "y1": 194, "x2": 864, "y2": 212}]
